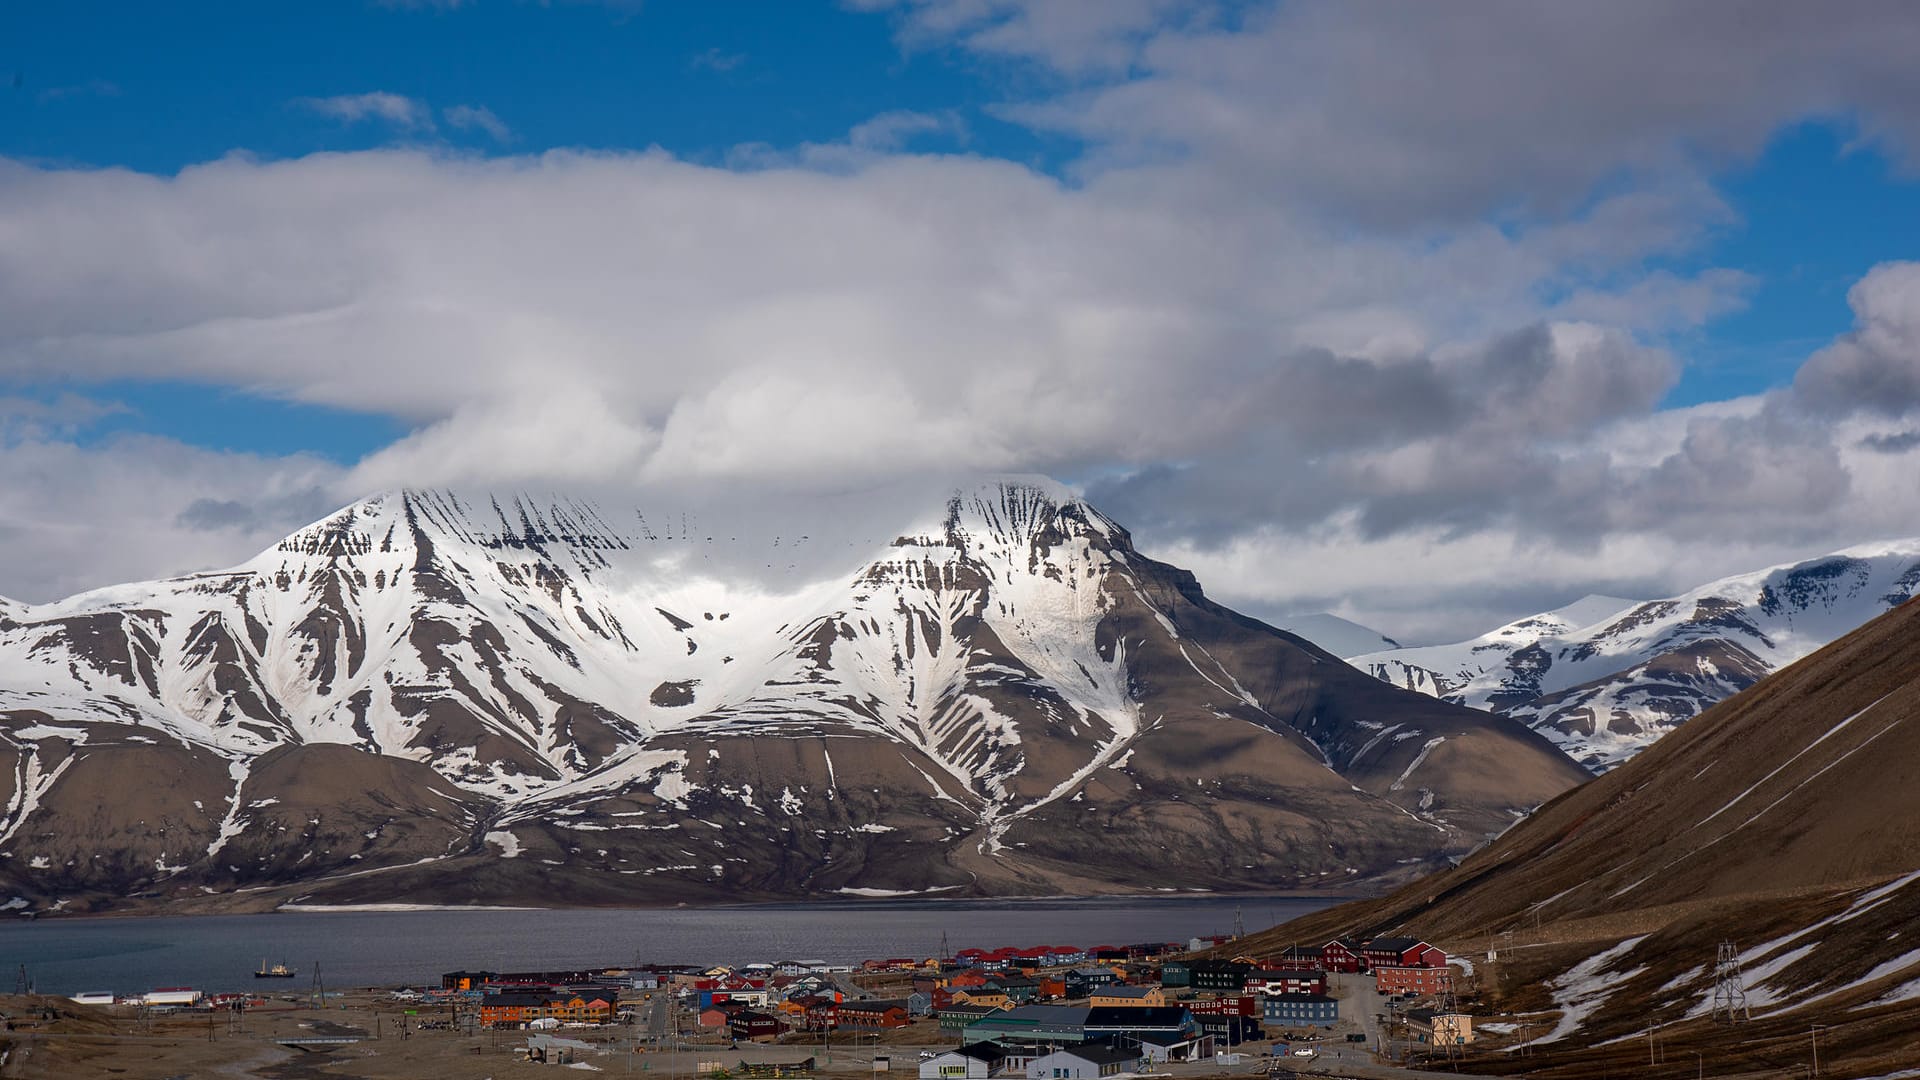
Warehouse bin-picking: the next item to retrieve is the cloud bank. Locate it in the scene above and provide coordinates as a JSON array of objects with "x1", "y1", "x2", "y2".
[{"x1": 5, "y1": 2, "x2": 1920, "y2": 642}]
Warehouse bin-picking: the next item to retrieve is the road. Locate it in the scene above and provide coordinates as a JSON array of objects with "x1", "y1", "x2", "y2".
[
  {"x1": 645, "y1": 990, "x2": 672, "y2": 1040},
  {"x1": 1330, "y1": 972, "x2": 1390, "y2": 1055}
]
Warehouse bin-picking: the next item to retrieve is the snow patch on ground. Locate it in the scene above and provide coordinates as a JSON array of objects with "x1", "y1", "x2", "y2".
[
  {"x1": 1512, "y1": 936, "x2": 1647, "y2": 1048},
  {"x1": 1390, "y1": 737, "x2": 1446, "y2": 792}
]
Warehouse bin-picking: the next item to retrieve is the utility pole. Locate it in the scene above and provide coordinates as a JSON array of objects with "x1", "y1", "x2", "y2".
[{"x1": 1811, "y1": 1023, "x2": 1825, "y2": 1075}]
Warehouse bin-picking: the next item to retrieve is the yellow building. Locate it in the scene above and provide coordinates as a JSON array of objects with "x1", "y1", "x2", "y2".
[
  {"x1": 1429, "y1": 1013, "x2": 1474, "y2": 1046},
  {"x1": 1089, "y1": 985, "x2": 1166, "y2": 1008}
]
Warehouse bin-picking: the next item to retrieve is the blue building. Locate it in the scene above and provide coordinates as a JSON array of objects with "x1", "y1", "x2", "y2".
[{"x1": 1262, "y1": 993, "x2": 1338, "y2": 1029}]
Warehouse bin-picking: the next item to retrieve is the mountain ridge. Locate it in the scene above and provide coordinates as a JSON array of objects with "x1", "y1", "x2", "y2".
[
  {"x1": 0, "y1": 482, "x2": 1586, "y2": 913},
  {"x1": 1354, "y1": 542, "x2": 1920, "y2": 769}
]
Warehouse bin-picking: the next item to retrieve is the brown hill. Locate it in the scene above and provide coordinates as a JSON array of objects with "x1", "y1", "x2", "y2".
[{"x1": 1244, "y1": 596, "x2": 1920, "y2": 1078}]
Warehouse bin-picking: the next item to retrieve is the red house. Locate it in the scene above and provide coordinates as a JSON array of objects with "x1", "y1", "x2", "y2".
[
  {"x1": 1362, "y1": 938, "x2": 1447, "y2": 970},
  {"x1": 1375, "y1": 965, "x2": 1451, "y2": 996},
  {"x1": 1249, "y1": 969, "x2": 1328, "y2": 996},
  {"x1": 1267, "y1": 946, "x2": 1325, "y2": 971},
  {"x1": 1320, "y1": 940, "x2": 1365, "y2": 973},
  {"x1": 802, "y1": 1001, "x2": 840, "y2": 1031},
  {"x1": 837, "y1": 1000, "x2": 911, "y2": 1029},
  {"x1": 1186, "y1": 995, "x2": 1260, "y2": 1018}
]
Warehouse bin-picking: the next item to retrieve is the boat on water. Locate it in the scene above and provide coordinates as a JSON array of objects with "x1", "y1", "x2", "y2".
[{"x1": 254, "y1": 959, "x2": 297, "y2": 979}]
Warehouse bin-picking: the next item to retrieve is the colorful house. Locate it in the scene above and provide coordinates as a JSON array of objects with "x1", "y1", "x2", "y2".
[
  {"x1": 839, "y1": 999, "x2": 912, "y2": 1029},
  {"x1": 1088, "y1": 985, "x2": 1165, "y2": 1008},
  {"x1": 1375, "y1": 965, "x2": 1451, "y2": 996},
  {"x1": 1261, "y1": 993, "x2": 1337, "y2": 1029},
  {"x1": 1362, "y1": 938, "x2": 1447, "y2": 970},
  {"x1": 1320, "y1": 940, "x2": 1365, "y2": 973}
]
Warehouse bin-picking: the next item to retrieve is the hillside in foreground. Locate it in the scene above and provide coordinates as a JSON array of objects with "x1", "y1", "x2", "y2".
[{"x1": 1250, "y1": 594, "x2": 1920, "y2": 1077}]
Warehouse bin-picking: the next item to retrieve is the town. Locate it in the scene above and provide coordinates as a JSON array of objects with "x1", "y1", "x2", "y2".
[{"x1": 20, "y1": 930, "x2": 1483, "y2": 1078}]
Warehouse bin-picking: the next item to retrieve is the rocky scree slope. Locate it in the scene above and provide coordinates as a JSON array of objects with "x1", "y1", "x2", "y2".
[
  {"x1": 0, "y1": 484, "x2": 1585, "y2": 913},
  {"x1": 1354, "y1": 544, "x2": 1920, "y2": 771},
  {"x1": 1255, "y1": 595, "x2": 1920, "y2": 1076}
]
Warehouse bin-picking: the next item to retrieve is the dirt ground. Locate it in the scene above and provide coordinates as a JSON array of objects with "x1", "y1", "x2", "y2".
[
  {"x1": 0, "y1": 992, "x2": 1140, "y2": 1080},
  {"x1": 0, "y1": 992, "x2": 792, "y2": 1080}
]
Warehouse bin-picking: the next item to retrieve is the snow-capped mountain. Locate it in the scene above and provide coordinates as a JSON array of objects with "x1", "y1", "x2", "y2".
[
  {"x1": 1354, "y1": 544, "x2": 1920, "y2": 770},
  {"x1": 0, "y1": 482, "x2": 1586, "y2": 913}
]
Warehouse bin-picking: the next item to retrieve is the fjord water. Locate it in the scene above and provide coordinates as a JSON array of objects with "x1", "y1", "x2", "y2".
[{"x1": 0, "y1": 897, "x2": 1337, "y2": 996}]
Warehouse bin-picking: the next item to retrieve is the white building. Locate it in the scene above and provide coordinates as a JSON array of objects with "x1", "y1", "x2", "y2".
[
  {"x1": 920, "y1": 1043, "x2": 1010, "y2": 1080},
  {"x1": 1024, "y1": 1045, "x2": 1140, "y2": 1080}
]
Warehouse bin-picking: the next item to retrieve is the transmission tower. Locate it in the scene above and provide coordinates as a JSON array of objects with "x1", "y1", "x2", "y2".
[
  {"x1": 310, "y1": 961, "x2": 326, "y2": 1010},
  {"x1": 939, "y1": 931, "x2": 951, "y2": 963},
  {"x1": 14, "y1": 964, "x2": 29, "y2": 995},
  {"x1": 1233, "y1": 905, "x2": 1246, "y2": 940},
  {"x1": 1710, "y1": 941, "x2": 1749, "y2": 1023}
]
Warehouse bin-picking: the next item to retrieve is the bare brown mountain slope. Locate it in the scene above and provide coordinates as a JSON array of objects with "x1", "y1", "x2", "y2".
[{"x1": 1242, "y1": 596, "x2": 1920, "y2": 1077}]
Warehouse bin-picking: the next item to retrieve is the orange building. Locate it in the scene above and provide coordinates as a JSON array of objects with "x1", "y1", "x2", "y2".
[{"x1": 479, "y1": 991, "x2": 616, "y2": 1029}]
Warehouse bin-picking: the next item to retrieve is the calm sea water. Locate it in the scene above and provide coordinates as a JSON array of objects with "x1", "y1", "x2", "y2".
[{"x1": 0, "y1": 897, "x2": 1338, "y2": 998}]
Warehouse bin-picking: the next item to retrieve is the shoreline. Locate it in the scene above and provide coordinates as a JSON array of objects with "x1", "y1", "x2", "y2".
[{"x1": 0, "y1": 887, "x2": 1372, "y2": 924}]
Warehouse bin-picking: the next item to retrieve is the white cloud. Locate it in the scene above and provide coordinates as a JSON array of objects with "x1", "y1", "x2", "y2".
[
  {"x1": 1795, "y1": 261, "x2": 1920, "y2": 415},
  {"x1": 294, "y1": 91, "x2": 437, "y2": 131},
  {"x1": 0, "y1": 435, "x2": 343, "y2": 603},
  {"x1": 852, "y1": 0, "x2": 1208, "y2": 75},
  {"x1": 0, "y1": 143, "x2": 1894, "y2": 629},
  {"x1": 443, "y1": 104, "x2": 512, "y2": 143},
  {"x1": 846, "y1": 110, "x2": 966, "y2": 151},
  {"x1": 963, "y1": 2, "x2": 1920, "y2": 223}
]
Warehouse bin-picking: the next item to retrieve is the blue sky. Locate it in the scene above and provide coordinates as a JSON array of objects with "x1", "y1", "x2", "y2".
[{"x1": 5, "y1": 2, "x2": 1920, "y2": 637}]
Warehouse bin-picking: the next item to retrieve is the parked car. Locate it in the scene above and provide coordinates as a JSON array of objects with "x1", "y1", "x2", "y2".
[{"x1": 1291, "y1": 1047, "x2": 1316, "y2": 1057}]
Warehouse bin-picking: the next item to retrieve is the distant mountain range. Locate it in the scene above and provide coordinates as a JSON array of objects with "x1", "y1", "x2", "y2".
[
  {"x1": 1256, "y1": 585, "x2": 1920, "y2": 1075},
  {"x1": 1348, "y1": 544, "x2": 1920, "y2": 770},
  {"x1": 0, "y1": 482, "x2": 1585, "y2": 914}
]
